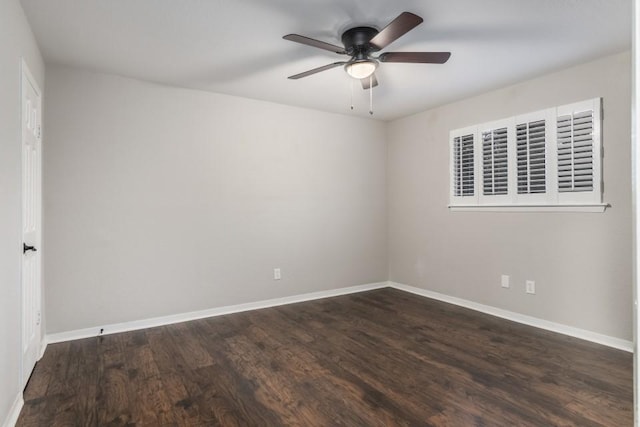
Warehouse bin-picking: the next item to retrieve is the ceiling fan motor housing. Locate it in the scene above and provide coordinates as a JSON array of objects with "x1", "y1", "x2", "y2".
[{"x1": 341, "y1": 27, "x2": 380, "y2": 57}]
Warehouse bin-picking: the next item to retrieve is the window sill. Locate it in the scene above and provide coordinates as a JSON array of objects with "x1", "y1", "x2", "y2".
[{"x1": 448, "y1": 203, "x2": 609, "y2": 213}]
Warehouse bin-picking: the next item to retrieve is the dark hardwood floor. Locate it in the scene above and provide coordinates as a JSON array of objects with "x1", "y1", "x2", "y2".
[{"x1": 17, "y1": 288, "x2": 632, "y2": 426}]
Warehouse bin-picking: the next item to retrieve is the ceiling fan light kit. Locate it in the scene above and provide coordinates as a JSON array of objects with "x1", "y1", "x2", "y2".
[{"x1": 345, "y1": 59, "x2": 378, "y2": 79}]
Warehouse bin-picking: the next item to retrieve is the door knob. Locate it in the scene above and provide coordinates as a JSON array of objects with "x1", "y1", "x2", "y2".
[{"x1": 23, "y1": 243, "x2": 37, "y2": 254}]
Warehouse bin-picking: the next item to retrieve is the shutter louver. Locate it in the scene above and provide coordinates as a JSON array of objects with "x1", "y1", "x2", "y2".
[
  {"x1": 453, "y1": 134, "x2": 475, "y2": 197},
  {"x1": 557, "y1": 110, "x2": 594, "y2": 193},
  {"x1": 516, "y1": 120, "x2": 546, "y2": 194},
  {"x1": 482, "y1": 128, "x2": 508, "y2": 195}
]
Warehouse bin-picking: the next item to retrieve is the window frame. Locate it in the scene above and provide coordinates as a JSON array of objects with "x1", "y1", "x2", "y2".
[{"x1": 448, "y1": 98, "x2": 606, "y2": 212}]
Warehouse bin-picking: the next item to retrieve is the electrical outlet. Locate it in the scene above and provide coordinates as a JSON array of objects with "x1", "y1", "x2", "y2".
[
  {"x1": 273, "y1": 268, "x2": 281, "y2": 280},
  {"x1": 501, "y1": 275, "x2": 510, "y2": 288},
  {"x1": 526, "y1": 280, "x2": 535, "y2": 294}
]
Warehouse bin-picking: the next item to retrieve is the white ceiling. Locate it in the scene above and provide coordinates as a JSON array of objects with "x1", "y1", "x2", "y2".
[{"x1": 21, "y1": 0, "x2": 631, "y2": 121}]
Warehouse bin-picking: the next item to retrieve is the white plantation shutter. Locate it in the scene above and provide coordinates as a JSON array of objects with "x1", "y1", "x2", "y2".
[
  {"x1": 482, "y1": 127, "x2": 508, "y2": 195},
  {"x1": 478, "y1": 119, "x2": 513, "y2": 204},
  {"x1": 557, "y1": 111, "x2": 593, "y2": 192},
  {"x1": 450, "y1": 126, "x2": 478, "y2": 205},
  {"x1": 453, "y1": 134, "x2": 475, "y2": 196},
  {"x1": 556, "y1": 99, "x2": 601, "y2": 204},
  {"x1": 449, "y1": 98, "x2": 602, "y2": 210},
  {"x1": 517, "y1": 120, "x2": 546, "y2": 194},
  {"x1": 512, "y1": 109, "x2": 557, "y2": 204}
]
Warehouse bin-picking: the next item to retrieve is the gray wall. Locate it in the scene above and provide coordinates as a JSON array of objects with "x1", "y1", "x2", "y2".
[
  {"x1": 387, "y1": 52, "x2": 632, "y2": 340},
  {"x1": 44, "y1": 52, "x2": 632, "y2": 343},
  {"x1": 0, "y1": 0, "x2": 44, "y2": 423},
  {"x1": 43, "y1": 66, "x2": 388, "y2": 333}
]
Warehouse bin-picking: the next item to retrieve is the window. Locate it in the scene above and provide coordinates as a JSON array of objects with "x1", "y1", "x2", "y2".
[
  {"x1": 453, "y1": 134, "x2": 475, "y2": 196},
  {"x1": 482, "y1": 127, "x2": 508, "y2": 196},
  {"x1": 479, "y1": 119, "x2": 513, "y2": 205},
  {"x1": 449, "y1": 98, "x2": 604, "y2": 212},
  {"x1": 450, "y1": 126, "x2": 477, "y2": 205},
  {"x1": 516, "y1": 120, "x2": 546, "y2": 195},
  {"x1": 556, "y1": 99, "x2": 602, "y2": 205}
]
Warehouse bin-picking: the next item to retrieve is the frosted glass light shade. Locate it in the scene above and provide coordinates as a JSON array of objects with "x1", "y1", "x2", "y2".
[{"x1": 345, "y1": 60, "x2": 378, "y2": 79}]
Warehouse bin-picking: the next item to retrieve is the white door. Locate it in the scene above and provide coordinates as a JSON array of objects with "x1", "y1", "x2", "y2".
[{"x1": 21, "y1": 60, "x2": 42, "y2": 388}]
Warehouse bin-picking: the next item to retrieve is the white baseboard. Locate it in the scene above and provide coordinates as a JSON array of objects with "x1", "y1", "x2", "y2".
[
  {"x1": 45, "y1": 282, "x2": 389, "y2": 345},
  {"x1": 44, "y1": 280, "x2": 632, "y2": 354},
  {"x1": 2, "y1": 392, "x2": 23, "y2": 427},
  {"x1": 388, "y1": 281, "x2": 633, "y2": 352}
]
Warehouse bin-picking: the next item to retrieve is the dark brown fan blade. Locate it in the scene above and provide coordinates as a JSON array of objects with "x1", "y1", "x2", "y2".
[
  {"x1": 361, "y1": 74, "x2": 379, "y2": 90},
  {"x1": 379, "y1": 52, "x2": 451, "y2": 64},
  {"x1": 369, "y1": 12, "x2": 423, "y2": 50},
  {"x1": 283, "y1": 34, "x2": 347, "y2": 54},
  {"x1": 288, "y1": 62, "x2": 347, "y2": 79}
]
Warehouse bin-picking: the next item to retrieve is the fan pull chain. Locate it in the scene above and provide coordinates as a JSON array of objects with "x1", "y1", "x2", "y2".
[
  {"x1": 369, "y1": 75, "x2": 373, "y2": 115},
  {"x1": 350, "y1": 79, "x2": 354, "y2": 110}
]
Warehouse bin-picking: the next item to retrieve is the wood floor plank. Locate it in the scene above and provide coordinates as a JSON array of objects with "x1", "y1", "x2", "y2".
[
  {"x1": 16, "y1": 288, "x2": 633, "y2": 426},
  {"x1": 146, "y1": 327, "x2": 207, "y2": 427},
  {"x1": 165, "y1": 322, "x2": 215, "y2": 370},
  {"x1": 191, "y1": 318, "x2": 295, "y2": 426},
  {"x1": 243, "y1": 324, "x2": 390, "y2": 426},
  {"x1": 246, "y1": 308, "x2": 432, "y2": 425},
  {"x1": 121, "y1": 330, "x2": 176, "y2": 426},
  {"x1": 49, "y1": 338, "x2": 99, "y2": 426},
  {"x1": 96, "y1": 333, "x2": 136, "y2": 426},
  {"x1": 244, "y1": 321, "x2": 383, "y2": 426},
  {"x1": 19, "y1": 342, "x2": 74, "y2": 426},
  {"x1": 341, "y1": 291, "x2": 619, "y2": 425}
]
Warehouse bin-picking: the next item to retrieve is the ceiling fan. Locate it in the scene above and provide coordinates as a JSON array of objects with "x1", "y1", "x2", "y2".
[{"x1": 283, "y1": 12, "x2": 451, "y2": 90}]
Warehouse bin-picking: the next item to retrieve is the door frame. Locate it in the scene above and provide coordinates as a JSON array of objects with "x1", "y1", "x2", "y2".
[
  {"x1": 20, "y1": 57, "x2": 43, "y2": 388},
  {"x1": 633, "y1": 1, "x2": 639, "y2": 424}
]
